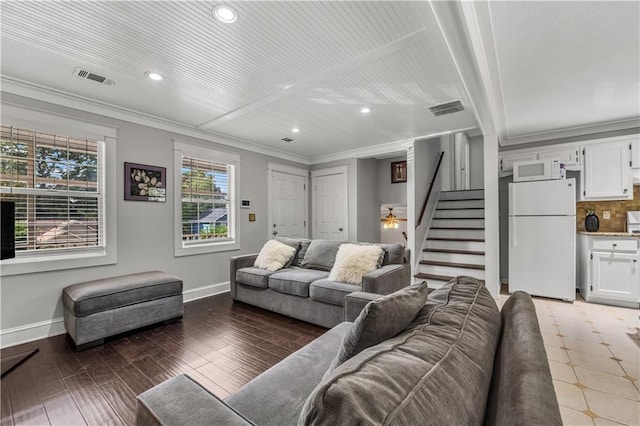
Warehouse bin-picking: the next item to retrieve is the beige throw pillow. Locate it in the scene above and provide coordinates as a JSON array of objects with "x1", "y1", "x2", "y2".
[
  {"x1": 328, "y1": 243, "x2": 383, "y2": 285},
  {"x1": 254, "y1": 240, "x2": 297, "y2": 272}
]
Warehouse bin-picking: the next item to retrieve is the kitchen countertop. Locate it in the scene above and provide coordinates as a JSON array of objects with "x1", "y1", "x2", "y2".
[{"x1": 578, "y1": 231, "x2": 640, "y2": 238}]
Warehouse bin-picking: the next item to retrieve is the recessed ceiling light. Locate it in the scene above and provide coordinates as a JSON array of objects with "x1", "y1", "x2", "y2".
[
  {"x1": 213, "y1": 5, "x2": 238, "y2": 23},
  {"x1": 360, "y1": 107, "x2": 371, "y2": 114},
  {"x1": 145, "y1": 71, "x2": 163, "y2": 81},
  {"x1": 291, "y1": 127, "x2": 300, "y2": 133}
]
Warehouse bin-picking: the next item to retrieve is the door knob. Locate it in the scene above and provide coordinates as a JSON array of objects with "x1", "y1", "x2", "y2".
[
  {"x1": 338, "y1": 228, "x2": 343, "y2": 232},
  {"x1": 273, "y1": 231, "x2": 278, "y2": 236}
]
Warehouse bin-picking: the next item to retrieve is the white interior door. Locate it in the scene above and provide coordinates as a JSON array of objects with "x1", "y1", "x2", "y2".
[
  {"x1": 453, "y1": 132, "x2": 470, "y2": 190},
  {"x1": 312, "y1": 168, "x2": 348, "y2": 240},
  {"x1": 268, "y1": 166, "x2": 308, "y2": 239}
]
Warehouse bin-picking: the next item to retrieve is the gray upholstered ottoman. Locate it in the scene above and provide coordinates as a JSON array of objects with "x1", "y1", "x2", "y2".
[{"x1": 63, "y1": 271, "x2": 183, "y2": 350}]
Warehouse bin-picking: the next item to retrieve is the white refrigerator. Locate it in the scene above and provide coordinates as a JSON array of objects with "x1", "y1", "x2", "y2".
[{"x1": 508, "y1": 178, "x2": 576, "y2": 301}]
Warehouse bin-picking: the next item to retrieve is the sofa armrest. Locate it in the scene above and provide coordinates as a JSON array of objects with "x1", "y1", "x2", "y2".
[
  {"x1": 362, "y1": 264, "x2": 409, "y2": 295},
  {"x1": 136, "y1": 374, "x2": 253, "y2": 426},
  {"x1": 229, "y1": 253, "x2": 258, "y2": 299},
  {"x1": 344, "y1": 292, "x2": 382, "y2": 322},
  {"x1": 484, "y1": 292, "x2": 562, "y2": 426}
]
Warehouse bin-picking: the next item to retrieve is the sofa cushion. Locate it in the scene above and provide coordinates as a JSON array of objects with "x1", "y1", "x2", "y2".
[
  {"x1": 300, "y1": 240, "x2": 343, "y2": 271},
  {"x1": 299, "y1": 276, "x2": 501, "y2": 426},
  {"x1": 328, "y1": 244, "x2": 383, "y2": 285},
  {"x1": 276, "y1": 237, "x2": 311, "y2": 267},
  {"x1": 376, "y1": 243, "x2": 405, "y2": 265},
  {"x1": 225, "y1": 323, "x2": 351, "y2": 426},
  {"x1": 268, "y1": 269, "x2": 329, "y2": 297},
  {"x1": 236, "y1": 267, "x2": 276, "y2": 289},
  {"x1": 329, "y1": 281, "x2": 429, "y2": 370},
  {"x1": 309, "y1": 279, "x2": 360, "y2": 307},
  {"x1": 254, "y1": 240, "x2": 297, "y2": 271}
]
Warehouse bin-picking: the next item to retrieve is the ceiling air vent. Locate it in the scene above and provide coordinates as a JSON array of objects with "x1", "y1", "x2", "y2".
[
  {"x1": 281, "y1": 137, "x2": 294, "y2": 143},
  {"x1": 428, "y1": 100, "x2": 464, "y2": 117},
  {"x1": 73, "y1": 67, "x2": 115, "y2": 86}
]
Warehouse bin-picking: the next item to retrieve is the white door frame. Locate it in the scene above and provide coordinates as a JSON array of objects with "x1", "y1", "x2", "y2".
[
  {"x1": 267, "y1": 162, "x2": 309, "y2": 240},
  {"x1": 311, "y1": 165, "x2": 349, "y2": 240}
]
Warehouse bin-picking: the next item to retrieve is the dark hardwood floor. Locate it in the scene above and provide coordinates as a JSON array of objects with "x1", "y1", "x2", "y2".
[{"x1": 0, "y1": 294, "x2": 327, "y2": 426}]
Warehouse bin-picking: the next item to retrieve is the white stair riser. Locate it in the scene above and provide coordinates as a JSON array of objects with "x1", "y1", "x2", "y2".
[
  {"x1": 428, "y1": 229, "x2": 485, "y2": 239},
  {"x1": 426, "y1": 240, "x2": 485, "y2": 251},
  {"x1": 434, "y1": 209, "x2": 484, "y2": 219},
  {"x1": 439, "y1": 190, "x2": 484, "y2": 201},
  {"x1": 418, "y1": 264, "x2": 486, "y2": 279},
  {"x1": 438, "y1": 199, "x2": 484, "y2": 209},
  {"x1": 422, "y1": 252, "x2": 485, "y2": 265},
  {"x1": 431, "y1": 218, "x2": 484, "y2": 228}
]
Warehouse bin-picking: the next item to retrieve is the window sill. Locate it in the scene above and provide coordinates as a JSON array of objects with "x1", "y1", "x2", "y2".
[
  {"x1": 0, "y1": 248, "x2": 117, "y2": 276},
  {"x1": 174, "y1": 241, "x2": 240, "y2": 257}
]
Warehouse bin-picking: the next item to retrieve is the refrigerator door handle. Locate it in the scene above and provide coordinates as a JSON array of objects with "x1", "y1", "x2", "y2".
[{"x1": 510, "y1": 217, "x2": 516, "y2": 247}]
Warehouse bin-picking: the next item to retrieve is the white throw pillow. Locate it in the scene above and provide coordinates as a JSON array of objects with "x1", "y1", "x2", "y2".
[
  {"x1": 254, "y1": 240, "x2": 297, "y2": 271},
  {"x1": 328, "y1": 244, "x2": 384, "y2": 285}
]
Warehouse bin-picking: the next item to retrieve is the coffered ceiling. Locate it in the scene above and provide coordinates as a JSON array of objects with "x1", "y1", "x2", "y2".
[{"x1": 1, "y1": 1, "x2": 638, "y2": 162}]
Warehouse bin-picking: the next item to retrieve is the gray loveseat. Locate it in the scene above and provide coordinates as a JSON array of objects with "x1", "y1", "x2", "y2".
[
  {"x1": 230, "y1": 238, "x2": 411, "y2": 328},
  {"x1": 137, "y1": 277, "x2": 562, "y2": 425}
]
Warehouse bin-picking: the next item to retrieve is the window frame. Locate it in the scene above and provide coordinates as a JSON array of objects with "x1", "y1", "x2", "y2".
[
  {"x1": 173, "y1": 139, "x2": 240, "y2": 256},
  {"x1": 0, "y1": 105, "x2": 117, "y2": 276}
]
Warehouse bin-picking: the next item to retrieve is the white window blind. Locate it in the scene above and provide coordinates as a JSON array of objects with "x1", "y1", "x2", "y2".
[
  {"x1": 181, "y1": 155, "x2": 235, "y2": 245},
  {"x1": 0, "y1": 125, "x2": 104, "y2": 253}
]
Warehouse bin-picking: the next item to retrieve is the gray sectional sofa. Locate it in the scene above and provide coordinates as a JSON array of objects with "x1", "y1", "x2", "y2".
[
  {"x1": 230, "y1": 238, "x2": 411, "y2": 328},
  {"x1": 137, "y1": 277, "x2": 562, "y2": 425}
]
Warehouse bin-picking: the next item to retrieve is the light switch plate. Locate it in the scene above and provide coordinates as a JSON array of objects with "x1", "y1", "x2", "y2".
[{"x1": 603, "y1": 210, "x2": 610, "y2": 220}]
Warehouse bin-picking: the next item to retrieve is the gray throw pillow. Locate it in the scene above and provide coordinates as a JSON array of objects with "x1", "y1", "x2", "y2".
[
  {"x1": 329, "y1": 281, "x2": 430, "y2": 369},
  {"x1": 300, "y1": 240, "x2": 343, "y2": 271},
  {"x1": 275, "y1": 237, "x2": 302, "y2": 268}
]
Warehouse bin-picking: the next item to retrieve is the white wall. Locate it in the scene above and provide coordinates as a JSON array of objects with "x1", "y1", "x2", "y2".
[
  {"x1": 0, "y1": 93, "x2": 308, "y2": 345},
  {"x1": 356, "y1": 158, "x2": 380, "y2": 243},
  {"x1": 469, "y1": 135, "x2": 484, "y2": 189},
  {"x1": 377, "y1": 156, "x2": 407, "y2": 205}
]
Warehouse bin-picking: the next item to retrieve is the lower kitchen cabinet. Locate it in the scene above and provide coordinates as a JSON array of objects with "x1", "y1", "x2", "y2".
[{"x1": 578, "y1": 234, "x2": 639, "y2": 308}]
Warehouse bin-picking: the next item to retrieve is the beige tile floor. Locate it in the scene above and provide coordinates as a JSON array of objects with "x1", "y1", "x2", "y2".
[{"x1": 499, "y1": 293, "x2": 640, "y2": 425}]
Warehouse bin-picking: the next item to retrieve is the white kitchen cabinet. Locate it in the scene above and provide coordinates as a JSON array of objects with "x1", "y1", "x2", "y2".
[
  {"x1": 538, "y1": 146, "x2": 580, "y2": 169},
  {"x1": 500, "y1": 151, "x2": 537, "y2": 174},
  {"x1": 578, "y1": 235, "x2": 639, "y2": 308},
  {"x1": 581, "y1": 140, "x2": 632, "y2": 200}
]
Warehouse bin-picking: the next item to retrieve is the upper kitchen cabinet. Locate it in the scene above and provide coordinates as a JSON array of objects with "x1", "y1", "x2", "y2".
[
  {"x1": 538, "y1": 146, "x2": 580, "y2": 170},
  {"x1": 499, "y1": 144, "x2": 581, "y2": 176},
  {"x1": 499, "y1": 151, "x2": 538, "y2": 175},
  {"x1": 581, "y1": 137, "x2": 633, "y2": 201}
]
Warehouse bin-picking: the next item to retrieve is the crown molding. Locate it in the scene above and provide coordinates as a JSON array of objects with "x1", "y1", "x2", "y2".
[
  {"x1": 501, "y1": 118, "x2": 640, "y2": 146},
  {"x1": 0, "y1": 77, "x2": 311, "y2": 165}
]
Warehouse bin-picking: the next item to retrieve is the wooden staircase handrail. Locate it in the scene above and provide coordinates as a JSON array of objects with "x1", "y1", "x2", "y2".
[{"x1": 416, "y1": 151, "x2": 445, "y2": 228}]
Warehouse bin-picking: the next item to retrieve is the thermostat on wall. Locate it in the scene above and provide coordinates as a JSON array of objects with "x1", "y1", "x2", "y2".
[{"x1": 241, "y1": 199, "x2": 251, "y2": 209}]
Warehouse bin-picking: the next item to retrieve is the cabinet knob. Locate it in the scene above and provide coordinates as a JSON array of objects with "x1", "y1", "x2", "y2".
[
  {"x1": 612, "y1": 243, "x2": 617, "y2": 247},
  {"x1": 623, "y1": 189, "x2": 628, "y2": 193},
  {"x1": 338, "y1": 227, "x2": 343, "y2": 232}
]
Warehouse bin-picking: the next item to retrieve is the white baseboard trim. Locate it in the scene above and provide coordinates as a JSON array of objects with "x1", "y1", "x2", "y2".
[
  {"x1": 0, "y1": 281, "x2": 231, "y2": 349},
  {"x1": 0, "y1": 317, "x2": 66, "y2": 349},
  {"x1": 183, "y1": 281, "x2": 230, "y2": 303}
]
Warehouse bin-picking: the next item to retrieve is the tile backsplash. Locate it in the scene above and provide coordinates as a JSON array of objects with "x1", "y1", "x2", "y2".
[{"x1": 576, "y1": 185, "x2": 640, "y2": 232}]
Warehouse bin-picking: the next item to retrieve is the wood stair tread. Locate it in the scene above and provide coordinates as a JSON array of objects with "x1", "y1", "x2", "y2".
[
  {"x1": 432, "y1": 218, "x2": 485, "y2": 221},
  {"x1": 436, "y1": 207, "x2": 484, "y2": 210},
  {"x1": 419, "y1": 260, "x2": 485, "y2": 270},
  {"x1": 430, "y1": 227, "x2": 484, "y2": 230},
  {"x1": 414, "y1": 273, "x2": 455, "y2": 281},
  {"x1": 423, "y1": 248, "x2": 485, "y2": 255},
  {"x1": 427, "y1": 237, "x2": 485, "y2": 242}
]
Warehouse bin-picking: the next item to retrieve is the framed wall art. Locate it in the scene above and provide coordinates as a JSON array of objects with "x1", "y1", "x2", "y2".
[
  {"x1": 391, "y1": 160, "x2": 407, "y2": 184},
  {"x1": 125, "y1": 162, "x2": 166, "y2": 202}
]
